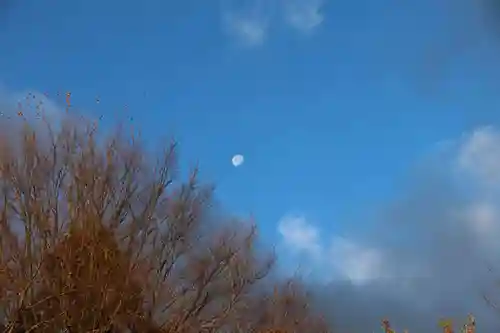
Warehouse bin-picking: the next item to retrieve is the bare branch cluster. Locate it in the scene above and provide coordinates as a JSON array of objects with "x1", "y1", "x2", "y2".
[{"x1": 0, "y1": 114, "x2": 331, "y2": 333}]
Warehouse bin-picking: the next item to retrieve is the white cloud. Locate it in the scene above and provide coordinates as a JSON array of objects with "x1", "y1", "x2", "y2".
[
  {"x1": 221, "y1": 0, "x2": 325, "y2": 46},
  {"x1": 277, "y1": 215, "x2": 392, "y2": 284},
  {"x1": 458, "y1": 201, "x2": 500, "y2": 249},
  {"x1": 276, "y1": 126, "x2": 500, "y2": 286},
  {"x1": 329, "y1": 237, "x2": 387, "y2": 285},
  {"x1": 464, "y1": 202, "x2": 497, "y2": 234},
  {"x1": 277, "y1": 215, "x2": 321, "y2": 255},
  {"x1": 448, "y1": 126, "x2": 500, "y2": 242},
  {"x1": 283, "y1": 0, "x2": 324, "y2": 33},
  {"x1": 457, "y1": 126, "x2": 500, "y2": 185},
  {"x1": 275, "y1": 126, "x2": 500, "y2": 330},
  {"x1": 223, "y1": 12, "x2": 268, "y2": 46}
]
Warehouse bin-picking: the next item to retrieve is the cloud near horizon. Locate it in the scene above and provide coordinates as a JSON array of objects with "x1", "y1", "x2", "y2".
[
  {"x1": 222, "y1": 0, "x2": 325, "y2": 46},
  {"x1": 277, "y1": 126, "x2": 500, "y2": 332},
  {"x1": 278, "y1": 215, "x2": 392, "y2": 284}
]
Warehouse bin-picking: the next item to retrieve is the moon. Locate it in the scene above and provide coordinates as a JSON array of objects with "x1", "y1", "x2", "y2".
[{"x1": 231, "y1": 154, "x2": 244, "y2": 167}]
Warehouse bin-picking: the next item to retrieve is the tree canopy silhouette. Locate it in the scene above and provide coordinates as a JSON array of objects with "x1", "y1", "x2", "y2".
[{"x1": 0, "y1": 111, "x2": 331, "y2": 333}]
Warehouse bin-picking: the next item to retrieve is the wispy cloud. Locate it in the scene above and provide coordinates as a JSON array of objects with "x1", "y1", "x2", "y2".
[
  {"x1": 277, "y1": 215, "x2": 395, "y2": 285},
  {"x1": 329, "y1": 236, "x2": 387, "y2": 284},
  {"x1": 282, "y1": 0, "x2": 324, "y2": 33},
  {"x1": 221, "y1": 0, "x2": 325, "y2": 46},
  {"x1": 278, "y1": 215, "x2": 321, "y2": 255},
  {"x1": 457, "y1": 126, "x2": 500, "y2": 185},
  {"x1": 223, "y1": 12, "x2": 268, "y2": 46},
  {"x1": 461, "y1": 202, "x2": 500, "y2": 243}
]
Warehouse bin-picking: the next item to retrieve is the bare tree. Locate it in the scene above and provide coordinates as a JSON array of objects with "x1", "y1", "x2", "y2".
[{"x1": 0, "y1": 108, "x2": 331, "y2": 333}]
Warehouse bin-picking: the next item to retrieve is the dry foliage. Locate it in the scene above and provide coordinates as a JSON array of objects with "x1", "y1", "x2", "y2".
[{"x1": 0, "y1": 113, "x2": 331, "y2": 333}]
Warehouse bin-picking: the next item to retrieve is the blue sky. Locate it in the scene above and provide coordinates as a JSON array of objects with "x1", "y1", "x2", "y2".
[{"x1": 3, "y1": 0, "x2": 500, "y2": 284}]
